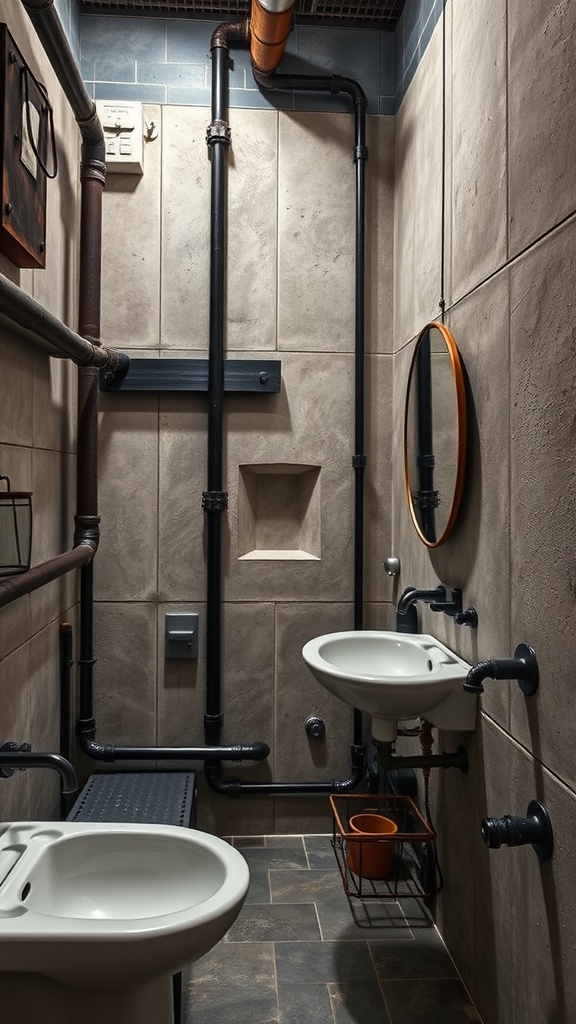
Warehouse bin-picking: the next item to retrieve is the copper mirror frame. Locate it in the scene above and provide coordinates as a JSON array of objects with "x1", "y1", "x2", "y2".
[{"x1": 403, "y1": 322, "x2": 467, "y2": 548}]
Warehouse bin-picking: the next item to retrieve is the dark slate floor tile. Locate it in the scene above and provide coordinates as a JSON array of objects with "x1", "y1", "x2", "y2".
[
  {"x1": 370, "y1": 931, "x2": 459, "y2": 981},
  {"x1": 401, "y1": 898, "x2": 435, "y2": 924},
  {"x1": 275, "y1": 940, "x2": 376, "y2": 985},
  {"x1": 277, "y1": 982, "x2": 335, "y2": 1024},
  {"x1": 304, "y1": 834, "x2": 338, "y2": 868},
  {"x1": 182, "y1": 983, "x2": 278, "y2": 1024},
  {"x1": 329, "y1": 978, "x2": 392, "y2": 1024},
  {"x1": 316, "y1": 897, "x2": 415, "y2": 942},
  {"x1": 245, "y1": 863, "x2": 273, "y2": 905},
  {"x1": 186, "y1": 940, "x2": 276, "y2": 987},
  {"x1": 269, "y1": 867, "x2": 348, "y2": 905},
  {"x1": 233, "y1": 836, "x2": 266, "y2": 848},
  {"x1": 227, "y1": 902, "x2": 321, "y2": 942},
  {"x1": 243, "y1": 847, "x2": 309, "y2": 872},
  {"x1": 266, "y1": 835, "x2": 305, "y2": 850},
  {"x1": 382, "y1": 978, "x2": 482, "y2": 1024},
  {"x1": 242, "y1": 847, "x2": 310, "y2": 905}
]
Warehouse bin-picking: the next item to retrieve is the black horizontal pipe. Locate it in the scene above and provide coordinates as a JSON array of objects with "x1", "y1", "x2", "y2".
[
  {"x1": 205, "y1": 775, "x2": 363, "y2": 796},
  {"x1": 0, "y1": 750, "x2": 78, "y2": 794},
  {"x1": 204, "y1": 743, "x2": 365, "y2": 795},
  {"x1": 77, "y1": 727, "x2": 270, "y2": 764}
]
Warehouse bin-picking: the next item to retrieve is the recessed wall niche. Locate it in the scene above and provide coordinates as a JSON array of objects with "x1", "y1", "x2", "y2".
[{"x1": 238, "y1": 464, "x2": 321, "y2": 560}]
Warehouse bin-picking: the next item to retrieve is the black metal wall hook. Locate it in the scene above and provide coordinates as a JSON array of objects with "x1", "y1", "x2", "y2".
[
  {"x1": 481, "y1": 800, "x2": 554, "y2": 861},
  {"x1": 463, "y1": 643, "x2": 538, "y2": 695}
]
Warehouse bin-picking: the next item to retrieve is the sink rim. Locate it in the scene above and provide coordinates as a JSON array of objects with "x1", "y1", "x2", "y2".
[
  {"x1": 0, "y1": 821, "x2": 249, "y2": 938},
  {"x1": 302, "y1": 630, "x2": 472, "y2": 686}
]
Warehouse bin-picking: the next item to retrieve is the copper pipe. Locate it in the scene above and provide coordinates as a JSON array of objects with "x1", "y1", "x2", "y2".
[{"x1": 250, "y1": 0, "x2": 296, "y2": 74}]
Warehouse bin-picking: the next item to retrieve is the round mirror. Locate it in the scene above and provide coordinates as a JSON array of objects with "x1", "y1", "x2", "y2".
[{"x1": 403, "y1": 322, "x2": 467, "y2": 547}]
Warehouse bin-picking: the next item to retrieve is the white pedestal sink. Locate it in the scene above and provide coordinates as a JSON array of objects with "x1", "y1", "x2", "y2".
[
  {"x1": 0, "y1": 821, "x2": 249, "y2": 1024},
  {"x1": 302, "y1": 630, "x2": 476, "y2": 741}
]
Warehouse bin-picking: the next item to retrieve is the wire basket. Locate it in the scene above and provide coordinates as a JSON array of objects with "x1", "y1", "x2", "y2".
[{"x1": 330, "y1": 793, "x2": 436, "y2": 900}]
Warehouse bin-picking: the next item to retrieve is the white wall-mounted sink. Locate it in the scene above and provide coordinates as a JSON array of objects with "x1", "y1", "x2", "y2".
[
  {"x1": 302, "y1": 630, "x2": 476, "y2": 741},
  {"x1": 0, "y1": 821, "x2": 249, "y2": 1024}
]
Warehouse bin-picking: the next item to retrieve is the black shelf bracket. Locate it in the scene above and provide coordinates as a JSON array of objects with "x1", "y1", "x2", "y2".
[{"x1": 99, "y1": 358, "x2": 282, "y2": 394}]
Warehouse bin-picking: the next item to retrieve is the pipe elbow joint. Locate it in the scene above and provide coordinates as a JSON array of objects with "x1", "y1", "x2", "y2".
[
  {"x1": 204, "y1": 764, "x2": 242, "y2": 796},
  {"x1": 211, "y1": 20, "x2": 250, "y2": 49},
  {"x1": 463, "y1": 660, "x2": 495, "y2": 694},
  {"x1": 331, "y1": 75, "x2": 367, "y2": 107},
  {"x1": 76, "y1": 719, "x2": 116, "y2": 761},
  {"x1": 81, "y1": 738, "x2": 117, "y2": 762}
]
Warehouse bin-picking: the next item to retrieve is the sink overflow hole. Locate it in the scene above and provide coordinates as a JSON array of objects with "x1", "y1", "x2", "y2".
[
  {"x1": 20, "y1": 882, "x2": 31, "y2": 901},
  {"x1": 427, "y1": 659, "x2": 433, "y2": 671}
]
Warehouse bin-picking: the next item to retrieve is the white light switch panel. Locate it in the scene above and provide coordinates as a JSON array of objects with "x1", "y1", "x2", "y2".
[{"x1": 96, "y1": 99, "x2": 144, "y2": 175}]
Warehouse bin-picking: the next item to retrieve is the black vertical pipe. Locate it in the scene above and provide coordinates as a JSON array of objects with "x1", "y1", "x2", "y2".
[
  {"x1": 208, "y1": 46, "x2": 227, "y2": 492},
  {"x1": 59, "y1": 623, "x2": 73, "y2": 762},
  {"x1": 349, "y1": 84, "x2": 368, "y2": 747},
  {"x1": 204, "y1": 40, "x2": 231, "y2": 745},
  {"x1": 59, "y1": 621, "x2": 73, "y2": 820},
  {"x1": 350, "y1": 87, "x2": 367, "y2": 636},
  {"x1": 78, "y1": 560, "x2": 95, "y2": 721},
  {"x1": 204, "y1": 66, "x2": 368, "y2": 794}
]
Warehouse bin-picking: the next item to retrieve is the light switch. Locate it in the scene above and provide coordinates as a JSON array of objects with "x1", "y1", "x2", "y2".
[{"x1": 96, "y1": 100, "x2": 143, "y2": 175}]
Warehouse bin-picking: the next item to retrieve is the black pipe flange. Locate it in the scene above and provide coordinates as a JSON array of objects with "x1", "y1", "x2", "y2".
[{"x1": 481, "y1": 800, "x2": 553, "y2": 861}]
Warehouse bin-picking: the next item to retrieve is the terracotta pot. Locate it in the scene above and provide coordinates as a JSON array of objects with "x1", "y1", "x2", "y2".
[{"x1": 346, "y1": 812, "x2": 398, "y2": 879}]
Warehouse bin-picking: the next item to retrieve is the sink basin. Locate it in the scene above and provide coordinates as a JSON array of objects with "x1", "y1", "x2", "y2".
[
  {"x1": 0, "y1": 821, "x2": 249, "y2": 1024},
  {"x1": 302, "y1": 630, "x2": 476, "y2": 741}
]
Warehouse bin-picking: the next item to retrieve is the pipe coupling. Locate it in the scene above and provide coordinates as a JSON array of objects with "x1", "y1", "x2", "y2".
[
  {"x1": 206, "y1": 119, "x2": 232, "y2": 147},
  {"x1": 202, "y1": 490, "x2": 229, "y2": 511}
]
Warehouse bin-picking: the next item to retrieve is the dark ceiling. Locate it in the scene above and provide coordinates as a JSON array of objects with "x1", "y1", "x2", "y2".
[{"x1": 80, "y1": 1, "x2": 407, "y2": 29}]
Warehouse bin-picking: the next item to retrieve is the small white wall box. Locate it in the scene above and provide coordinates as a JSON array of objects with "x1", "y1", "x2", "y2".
[{"x1": 96, "y1": 100, "x2": 143, "y2": 175}]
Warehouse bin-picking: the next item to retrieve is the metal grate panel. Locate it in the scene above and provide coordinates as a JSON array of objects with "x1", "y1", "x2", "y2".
[
  {"x1": 67, "y1": 771, "x2": 197, "y2": 827},
  {"x1": 80, "y1": 0, "x2": 406, "y2": 27}
]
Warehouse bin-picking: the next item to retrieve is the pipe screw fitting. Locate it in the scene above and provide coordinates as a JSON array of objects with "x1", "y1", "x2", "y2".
[{"x1": 305, "y1": 716, "x2": 325, "y2": 739}]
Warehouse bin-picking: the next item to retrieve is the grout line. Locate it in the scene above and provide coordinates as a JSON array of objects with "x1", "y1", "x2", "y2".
[
  {"x1": 313, "y1": 900, "x2": 325, "y2": 941},
  {"x1": 367, "y1": 941, "x2": 394, "y2": 1024},
  {"x1": 327, "y1": 983, "x2": 339, "y2": 1024}
]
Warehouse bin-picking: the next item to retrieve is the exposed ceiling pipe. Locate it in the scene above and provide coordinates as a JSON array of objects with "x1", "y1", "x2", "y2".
[
  {"x1": 249, "y1": 0, "x2": 296, "y2": 74},
  {"x1": 0, "y1": 275, "x2": 126, "y2": 368}
]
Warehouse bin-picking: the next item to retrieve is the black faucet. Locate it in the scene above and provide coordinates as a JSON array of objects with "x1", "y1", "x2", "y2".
[
  {"x1": 0, "y1": 742, "x2": 78, "y2": 794},
  {"x1": 396, "y1": 585, "x2": 478, "y2": 633}
]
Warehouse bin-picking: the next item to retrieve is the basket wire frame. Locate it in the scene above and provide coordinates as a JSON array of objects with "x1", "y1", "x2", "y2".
[{"x1": 330, "y1": 793, "x2": 436, "y2": 900}]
